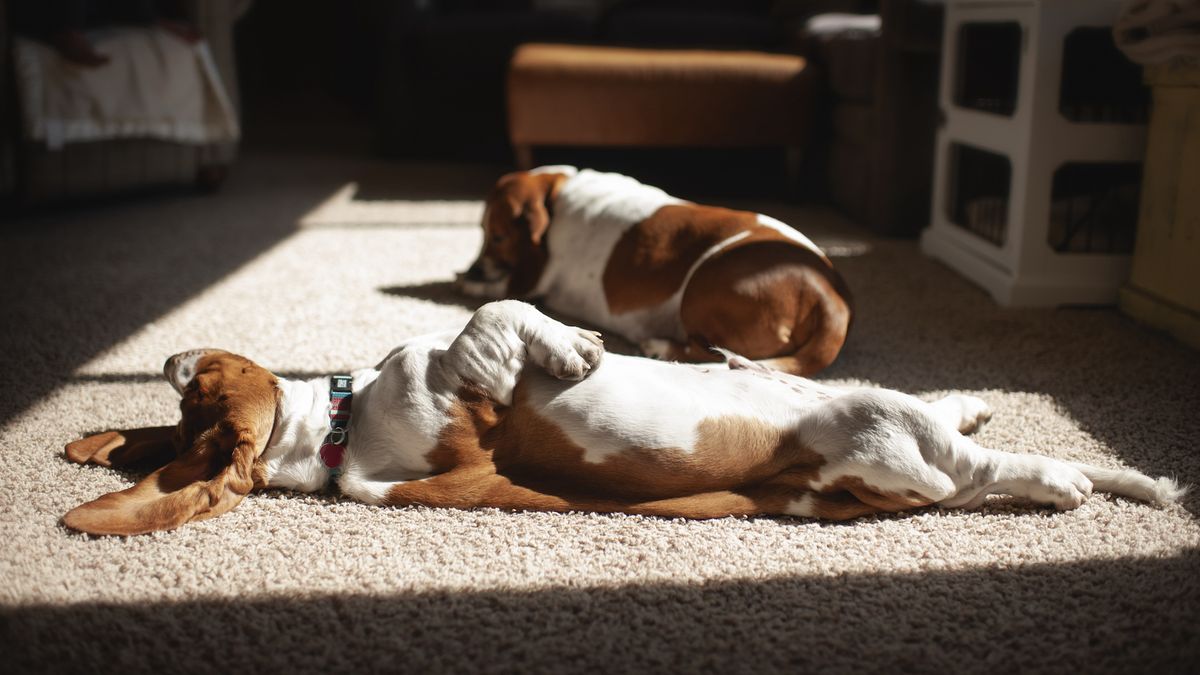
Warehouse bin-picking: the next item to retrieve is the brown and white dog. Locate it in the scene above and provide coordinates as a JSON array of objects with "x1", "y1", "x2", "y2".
[
  {"x1": 63, "y1": 301, "x2": 1183, "y2": 536},
  {"x1": 456, "y1": 166, "x2": 852, "y2": 375}
]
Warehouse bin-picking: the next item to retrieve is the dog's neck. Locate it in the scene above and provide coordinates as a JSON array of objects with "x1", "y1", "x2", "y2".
[{"x1": 262, "y1": 371, "x2": 375, "y2": 492}]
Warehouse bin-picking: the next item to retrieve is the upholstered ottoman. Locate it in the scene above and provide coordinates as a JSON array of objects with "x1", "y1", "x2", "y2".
[{"x1": 506, "y1": 43, "x2": 816, "y2": 174}]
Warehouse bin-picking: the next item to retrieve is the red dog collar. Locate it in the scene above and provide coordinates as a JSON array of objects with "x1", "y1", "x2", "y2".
[{"x1": 319, "y1": 375, "x2": 353, "y2": 478}]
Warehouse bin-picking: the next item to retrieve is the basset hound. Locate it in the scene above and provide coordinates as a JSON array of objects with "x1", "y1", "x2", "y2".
[
  {"x1": 63, "y1": 301, "x2": 1183, "y2": 536},
  {"x1": 456, "y1": 166, "x2": 853, "y2": 375}
]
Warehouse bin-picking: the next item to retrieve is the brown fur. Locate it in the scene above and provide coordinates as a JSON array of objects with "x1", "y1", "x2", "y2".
[
  {"x1": 62, "y1": 352, "x2": 279, "y2": 536},
  {"x1": 479, "y1": 171, "x2": 569, "y2": 296},
  {"x1": 602, "y1": 204, "x2": 762, "y2": 313},
  {"x1": 600, "y1": 203, "x2": 853, "y2": 375},
  {"x1": 377, "y1": 379, "x2": 894, "y2": 520},
  {"x1": 64, "y1": 426, "x2": 176, "y2": 470},
  {"x1": 679, "y1": 238, "x2": 853, "y2": 375},
  {"x1": 65, "y1": 354, "x2": 906, "y2": 534},
  {"x1": 806, "y1": 476, "x2": 935, "y2": 520},
  {"x1": 477, "y1": 177, "x2": 854, "y2": 375}
]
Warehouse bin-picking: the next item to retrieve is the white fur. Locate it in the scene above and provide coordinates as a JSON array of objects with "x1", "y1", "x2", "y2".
[
  {"x1": 755, "y1": 213, "x2": 823, "y2": 256},
  {"x1": 531, "y1": 168, "x2": 687, "y2": 342},
  {"x1": 252, "y1": 301, "x2": 1185, "y2": 513},
  {"x1": 463, "y1": 167, "x2": 831, "y2": 344}
]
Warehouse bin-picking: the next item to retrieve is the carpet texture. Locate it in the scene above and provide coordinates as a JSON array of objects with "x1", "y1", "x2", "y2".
[{"x1": 2, "y1": 153, "x2": 1198, "y2": 673}]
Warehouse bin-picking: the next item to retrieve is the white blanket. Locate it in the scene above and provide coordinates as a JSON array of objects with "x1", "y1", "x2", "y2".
[{"x1": 13, "y1": 27, "x2": 240, "y2": 150}]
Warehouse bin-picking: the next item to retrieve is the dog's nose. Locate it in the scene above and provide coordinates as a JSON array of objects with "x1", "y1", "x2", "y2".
[{"x1": 464, "y1": 260, "x2": 488, "y2": 282}]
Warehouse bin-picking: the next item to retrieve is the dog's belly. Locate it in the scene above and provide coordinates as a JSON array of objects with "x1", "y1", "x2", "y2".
[{"x1": 500, "y1": 354, "x2": 833, "y2": 498}]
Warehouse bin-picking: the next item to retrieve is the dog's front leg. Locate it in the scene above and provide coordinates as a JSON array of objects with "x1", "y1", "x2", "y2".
[{"x1": 437, "y1": 300, "x2": 603, "y2": 404}]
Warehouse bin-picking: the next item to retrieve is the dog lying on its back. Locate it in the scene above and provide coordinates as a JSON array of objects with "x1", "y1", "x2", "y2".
[
  {"x1": 456, "y1": 167, "x2": 853, "y2": 375},
  {"x1": 63, "y1": 301, "x2": 1183, "y2": 536}
]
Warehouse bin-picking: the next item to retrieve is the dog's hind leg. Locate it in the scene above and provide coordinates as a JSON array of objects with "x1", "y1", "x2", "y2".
[
  {"x1": 912, "y1": 406, "x2": 1183, "y2": 508},
  {"x1": 797, "y1": 388, "x2": 1168, "y2": 513},
  {"x1": 935, "y1": 438, "x2": 1096, "y2": 510},
  {"x1": 936, "y1": 437, "x2": 1183, "y2": 510},
  {"x1": 818, "y1": 389, "x2": 1184, "y2": 510},
  {"x1": 926, "y1": 394, "x2": 993, "y2": 435}
]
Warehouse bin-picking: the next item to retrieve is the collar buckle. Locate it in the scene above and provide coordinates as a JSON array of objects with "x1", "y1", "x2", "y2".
[
  {"x1": 322, "y1": 375, "x2": 353, "y2": 479},
  {"x1": 326, "y1": 428, "x2": 348, "y2": 446}
]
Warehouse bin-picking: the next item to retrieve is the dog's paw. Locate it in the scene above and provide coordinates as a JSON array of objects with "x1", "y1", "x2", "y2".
[
  {"x1": 532, "y1": 325, "x2": 604, "y2": 380},
  {"x1": 956, "y1": 395, "x2": 994, "y2": 434},
  {"x1": 933, "y1": 393, "x2": 993, "y2": 434},
  {"x1": 1031, "y1": 460, "x2": 1093, "y2": 510}
]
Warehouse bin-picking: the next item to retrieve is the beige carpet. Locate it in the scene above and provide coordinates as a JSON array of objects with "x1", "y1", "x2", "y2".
[{"x1": 2, "y1": 152, "x2": 1198, "y2": 673}]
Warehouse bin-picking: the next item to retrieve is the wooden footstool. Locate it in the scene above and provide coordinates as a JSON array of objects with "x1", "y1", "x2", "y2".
[{"x1": 506, "y1": 43, "x2": 817, "y2": 175}]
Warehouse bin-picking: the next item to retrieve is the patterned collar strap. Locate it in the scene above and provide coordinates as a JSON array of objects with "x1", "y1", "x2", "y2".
[{"x1": 319, "y1": 375, "x2": 353, "y2": 480}]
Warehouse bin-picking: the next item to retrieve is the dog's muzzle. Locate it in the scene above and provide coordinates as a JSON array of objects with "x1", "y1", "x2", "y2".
[
  {"x1": 455, "y1": 256, "x2": 512, "y2": 299},
  {"x1": 461, "y1": 260, "x2": 490, "y2": 283},
  {"x1": 459, "y1": 257, "x2": 509, "y2": 284}
]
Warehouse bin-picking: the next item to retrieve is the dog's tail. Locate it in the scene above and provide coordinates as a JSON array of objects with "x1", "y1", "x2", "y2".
[
  {"x1": 754, "y1": 270, "x2": 854, "y2": 377},
  {"x1": 1068, "y1": 462, "x2": 1188, "y2": 504}
]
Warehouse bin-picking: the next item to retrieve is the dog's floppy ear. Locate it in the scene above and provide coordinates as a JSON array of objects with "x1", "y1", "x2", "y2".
[
  {"x1": 64, "y1": 349, "x2": 280, "y2": 536},
  {"x1": 62, "y1": 420, "x2": 264, "y2": 536},
  {"x1": 522, "y1": 172, "x2": 567, "y2": 246},
  {"x1": 65, "y1": 426, "x2": 177, "y2": 472}
]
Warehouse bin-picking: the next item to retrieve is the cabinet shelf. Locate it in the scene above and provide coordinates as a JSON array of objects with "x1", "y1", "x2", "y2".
[{"x1": 921, "y1": 0, "x2": 1146, "y2": 306}]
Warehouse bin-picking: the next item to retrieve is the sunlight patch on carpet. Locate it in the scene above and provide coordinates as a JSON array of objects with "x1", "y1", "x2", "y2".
[{"x1": 299, "y1": 182, "x2": 483, "y2": 229}]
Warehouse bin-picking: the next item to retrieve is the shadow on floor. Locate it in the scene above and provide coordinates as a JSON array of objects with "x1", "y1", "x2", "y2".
[
  {"x1": 0, "y1": 154, "x2": 502, "y2": 430},
  {"x1": 379, "y1": 281, "x2": 486, "y2": 312},
  {"x1": 5, "y1": 547, "x2": 1197, "y2": 673}
]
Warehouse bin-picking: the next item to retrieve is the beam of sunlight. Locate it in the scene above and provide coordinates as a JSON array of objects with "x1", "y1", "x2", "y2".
[
  {"x1": 299, "y1": 182, "x2": 484, "y2": 229},
  {"x1": 68, "y1": 182, "x2": 484, "y2": 381}
]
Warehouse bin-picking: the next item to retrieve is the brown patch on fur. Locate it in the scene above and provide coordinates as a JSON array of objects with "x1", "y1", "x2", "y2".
[
  {"x1": 63, "y1": 351, "x2": 280, "y2": 535},
  {"x1": 478, "y1": 171, "x2": 569, "y2": 296},
  {"x1": 390, "y1": 386, "x2": 573, "y2": 512},
  {"x1": 600, "y1": 203, "x2": 853, "y2": 375},
  {"x1": 679, "y1": 238, "x2": 852, "y2": 374},
  {"x1": 494, "y1": 390, "x2": 827, "y2": 505},
  {"x1": 392, "y1": 380, "x2": 830, "y2": 519},
  {"x1": 805, "y1": 476, "x2": 936, "y2": 520},
  {"x1": 422, "y1": 384, "x2": 504, "y2": 474},
  {"x1": 602, "y1": 204, "x2": 764, "y2": 314}
]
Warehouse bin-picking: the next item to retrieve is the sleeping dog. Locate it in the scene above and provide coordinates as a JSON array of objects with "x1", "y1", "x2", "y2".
[
  {"x1": 63, "y1": 301, "x2": 1183, "y2": 536},
  {"x1": 456, "y1": 167, "x2": 853, "y2": 375}
]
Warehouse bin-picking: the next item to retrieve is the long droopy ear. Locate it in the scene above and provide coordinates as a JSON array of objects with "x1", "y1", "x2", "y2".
[
  {"x1": 523, "y1": 172, "x2": 567, "y2": 246},
  {"x1": 65, "y1": 426, "x2": 177, "y2": 472},
  {"x1": 63, "y1": 422, "x2": 262, "y2": 536}
]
